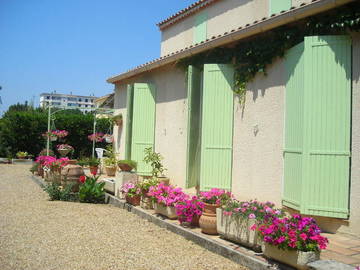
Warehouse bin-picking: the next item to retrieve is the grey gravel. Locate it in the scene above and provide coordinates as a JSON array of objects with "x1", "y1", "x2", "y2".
[{"x1": 0, "y1": 165, "x2": 248, "y2": 270}]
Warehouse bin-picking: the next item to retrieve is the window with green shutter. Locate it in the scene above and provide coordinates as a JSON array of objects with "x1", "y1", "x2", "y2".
[
  {"x1": 269, "y1": 0, "x2": 292, "y2": 15},
  {"x1": 194, "y1": 11, "x2": 207, "y2": 44},
  {"x1": 283, "y1": 36, "x2": 351, "y2": 219}
]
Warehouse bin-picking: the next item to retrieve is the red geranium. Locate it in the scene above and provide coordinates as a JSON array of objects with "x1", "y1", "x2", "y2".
[{"x1": 79, "y1": 175, "x2": 86, "y2": 183}]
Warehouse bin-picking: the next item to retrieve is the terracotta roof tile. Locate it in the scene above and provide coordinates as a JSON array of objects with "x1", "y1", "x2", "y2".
[{"x1": 157, "y1": 0, "x2": 220, "y2": 30}]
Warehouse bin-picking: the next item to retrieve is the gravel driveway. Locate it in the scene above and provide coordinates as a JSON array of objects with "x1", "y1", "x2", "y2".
[{"x1": 0, "y1": 165, "x2": 248, "y2": 270}]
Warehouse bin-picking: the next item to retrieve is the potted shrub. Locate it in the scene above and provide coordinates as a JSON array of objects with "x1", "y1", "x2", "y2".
[
  {"x1": 218, "y1": 199, "x2": 283, "y2": 252},
  {"x1": 103, "y1": 157, "x2": 117, "y2": 176},
  {"x1": 111, "y1": 114, "x2": 123, "y2": 126},
  {"x1": 138, "y1": 177, "x2": 159, "y2": 209},
  {"x1": 175, "y1": 196, "x2": 204, "y2": 227},
  {"x1": 199, "y1": 188, "x2": 232, "y2": 235},
  {"x1": 148, "y1": 183, "x2": 187, "y2": 219},
  {"x1": 117, "y1": 160, "x2": 137, "y2": 172},
  {"x1": 120, "y1": 182, "x2": 141, "y2": 206},
  {"x1": 258, "y1": 214, "x2": 328, "y2": 269},
  {"x1": 143, "y1": 147, "x2": 169, "y2": 184},
  {"x1": 16, "y1": 151, "x2": 28, "y2": 159},
  {"x1": 88, "y1": 157, "x2": 100, "y2": 175},
  {"x1": 56, "y1": 144, "x2": 74, "y2": 157},
  {"x1": 78, "y1": 175, "x2": 105, "y2": 203}
]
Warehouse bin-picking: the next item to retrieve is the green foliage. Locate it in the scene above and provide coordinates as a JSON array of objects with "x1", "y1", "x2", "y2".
[
  {"x1": 103, "y1": 157, "x2": 116, "y2": 167},
  {"x1": 0, "y1": 109, "x2": 109, "y2": 158},
  {"x1": 16, "y1": 151, "x2": 28, "y2": 158},
  {"x1": 117, "y1": 159, "x2": 137, "y2": 170},
  {"x1": 78, "y1": 176, "x2": 105, "y2": 203},
  {"x1": 29, "y1": 163, "x2": 39, "y2": 174},
  {"x1": 177, "y1": 3, "x2": 360, "y2": 105},
  {"x1": 77, "y1": 158, "x2": 90, "y2": 167},
  {"x1": 143, "y1": 147, "x2": 166, "y2": 177},
  {"x1": 43, "y1": 182, "x2": 78, "y2": 201},
  {"x1": 87, "y1": 157, "x2": 100, "y2": 167}
]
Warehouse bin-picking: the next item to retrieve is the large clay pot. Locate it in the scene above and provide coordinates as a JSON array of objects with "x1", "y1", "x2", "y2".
[
  {"x1": 61, "y1": 164, "x2": 84, "y2": 192},
  {"x1": 118, "y1": 163, "x2": 133, "y2": 172},
  {"x1": 68, "y1": 159, "x2": 77, "y2": 165},
  {"x1": 125, "y1": 195, "x2": 141, "y2": 206},
  {"x1": 191, "y1": 215, "x2": 200, "y2": 227},
  {"x1": 199, "y1": 203, "x2": 219, "y2": 235},
  {"x1": 105, "y1": 166, "x2": 116, "y2": 176}
]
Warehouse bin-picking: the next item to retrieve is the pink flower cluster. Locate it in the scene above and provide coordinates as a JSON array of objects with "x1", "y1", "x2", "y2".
[
  {"x1": 175, "y1": 196, "x2": 205, "y2": 223},
  {"x1": 199, "y1": 188, "x2": 232, "y2": 205},
  {"x1": 88, "y1": 132, "x2": 104, "y2": 142},
  {"x1": 35, "y1": 156, "x2": 69, "y2": 168},
  {"x1": 120, "y1": 182, "x2": 141, "y2": 198},
  {"x1": 56, "y1": 144, "x2": 74, "y2": 151},
  {"x1": 222, "y1": 199, "x2": 283, "y2": 222},
  {"x1": 52, "y1": 130, "x2": 68, "y2": 138},
  {"x1": 257, "y1": 214, "x2": 328, "y2": 252},
  {"x1": 148, "y1": 182, "x2": 188, "y2": 207}
]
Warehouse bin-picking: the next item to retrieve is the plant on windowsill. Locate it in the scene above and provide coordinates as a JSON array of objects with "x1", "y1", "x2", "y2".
[
  {"x1": 117, "y1": 159, "x2": 137, "y2": 172},
  {"x1": 143, "y1": 147, "x2": 169, "y2": 184},
  {"x1": 257, "y1": 214, "x2": 328, "y2": 269}
]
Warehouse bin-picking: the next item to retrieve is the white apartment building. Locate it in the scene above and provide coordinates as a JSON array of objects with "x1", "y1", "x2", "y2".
[{"x1": 40, "y1": 92, "x2": 98, "y2": 112}]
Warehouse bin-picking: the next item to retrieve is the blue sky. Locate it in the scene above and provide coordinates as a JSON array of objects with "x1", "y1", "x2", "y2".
[{"x1": 0, "y1": 0, "x2": 194, "y2": 113}]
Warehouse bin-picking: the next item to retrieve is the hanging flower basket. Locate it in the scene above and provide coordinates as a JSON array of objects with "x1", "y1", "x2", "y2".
[
  {"x1": 56, "y1": 144, "x2": 74, "y2": 157},
  {"x1": 103, "y1": 134, "x2": 114, "y2": 143},
  {"x1": 88, "y1": 132, "x2": 104, "y2": 142}
]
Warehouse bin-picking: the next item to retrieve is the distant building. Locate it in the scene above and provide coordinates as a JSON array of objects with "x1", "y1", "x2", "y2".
[{"x1": 40, "y1": 92, "x2": 98, "y2": 112}]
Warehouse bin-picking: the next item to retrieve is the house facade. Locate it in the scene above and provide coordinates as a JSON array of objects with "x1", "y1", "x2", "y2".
[{"x1": 107, "y1": 0, "x2": 360, "y2": 236}]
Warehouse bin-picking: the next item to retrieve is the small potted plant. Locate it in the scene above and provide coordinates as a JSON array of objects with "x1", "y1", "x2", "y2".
[
  {"x1": 120, "y1": 182, "x2": 141, "y2": 206},
  {"x1": 87, "y1": 157, "x2": 100, "y2": 175},
  {"x1": 148, "y1": 183, "x2": 187, "y2": 219},
  {"x1": 16, "y1": 151, "x2": 28, "y2": 159},
  {"x1": 88, "y1": 132, "x2": 104, "y2": 142},
  {"x1": 258, "y1": 214, "x2": 328, "y2": 269},
  {"x1": 143, "y1": 147, "x2": 169, "y2": 184},
  {"x1": 56, "y1": 144, "x2": 74, "y2": 157},
  {"x1": 198, "y1": 188, "x2": 232, "y2": 235},
  {"x1": 138, "y1": 177, "x2": 159, "y2": 209},
  {"x1": 103, "y1": 134, "x2": 114, "y2": 143},
  {"x1": 117, "y1": 160, "x2": 137, "y2": 172},
  {"x1": 218, "y1": 199, "x2": 283, "y2": 251},
  {"x1": 103, "y1": 157, "x2": 117, "y2": 176},
  {"x1": 175, "y1": 196, "x2": 205, "y2": 227},
  {"x1": 111, "y1": 114, "x2": 123, "y2": 126}
]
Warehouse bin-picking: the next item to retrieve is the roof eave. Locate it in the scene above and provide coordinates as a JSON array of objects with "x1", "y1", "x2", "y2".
[{"x1": 107, "y1": 0, "x2": 355, "y2": 84}]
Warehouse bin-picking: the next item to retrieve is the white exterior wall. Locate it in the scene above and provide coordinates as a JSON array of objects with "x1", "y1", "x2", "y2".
[{"x1": 160, "y1": 0, "x2": 313, "y2": 56}]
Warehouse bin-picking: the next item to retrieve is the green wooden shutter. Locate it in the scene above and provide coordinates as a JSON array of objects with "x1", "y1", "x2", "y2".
[
  {"x1": 131, "y1": 83, "x2": 156, "y2": 175},
  {"x1": 200, "y1": 64, "x2": 234, "y2": 191},
  {"x1": 301, "y1": 36, "x2": 351, "y2": 218},
  {"x1": 283, "y1": 42, "x2": 304, "y2": 211},
  {"x1": 194, "y1": 11, "x2": 207, "y2": 44},
  {"x1": 269, "y1": 0, "x2": 292, "y2": 15},
  {"x1": 186, "y1": 65, "x2": 202, "y2": 188},
  {"x1": 125, "y1": 84, "x2": 134, "y2": 160}
]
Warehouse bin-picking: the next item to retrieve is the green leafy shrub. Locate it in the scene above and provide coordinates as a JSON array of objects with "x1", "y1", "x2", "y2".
[
  {"x1": 143, "y1": 147, "x2": 166, "y2": 177},
  {"x1": 29, "y1": 163, "x2": 39, "y2": 174},
  {"x1": 79, "y1": 176, "x2": 105, "y2": 203},
  {"x1": 87, "y1": 157, "x2": 100, "y2": 167},
  {"x1": 43, "y1": 183, "x2": 78, "y2": 201}
]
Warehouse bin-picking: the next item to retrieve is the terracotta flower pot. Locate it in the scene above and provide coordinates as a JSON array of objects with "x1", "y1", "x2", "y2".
[
  {"x1": 118, "y1": 163, "x2": 133, "y2": 172},
  {"x1": 90, "y1": 166, "x2": 98, "y2": 175},
  {"x1": 38, "y1": 165, "x2": 44, "y2": 177},
  {"x1": 125, "y1": 195, "x2": 141, "y2": 206},
  {"x1": 199, "y1": 203, "x2": 219, "y2": 235},
  {"x1": 68, "y1": 159, "x2": 77, "y2": 165},
  {"x1": 191, "y1": 215, "x2": 200, "y2": 227},
  {"x1": 60, "y1": 165, "x2": 84, "y2": 192},
  {"x1": 105, "y1": 166, "x2": 116, "y2": 176}
]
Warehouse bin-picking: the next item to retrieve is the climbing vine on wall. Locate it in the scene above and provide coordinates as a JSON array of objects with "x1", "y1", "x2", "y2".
[{"x1": 177, "y1": 2, "x2": 360, "y2": 105}]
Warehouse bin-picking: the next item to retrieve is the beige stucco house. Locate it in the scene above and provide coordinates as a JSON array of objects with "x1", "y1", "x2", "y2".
[{"x1": 107, "y1": 0, "x2": 360, "y2": 237}]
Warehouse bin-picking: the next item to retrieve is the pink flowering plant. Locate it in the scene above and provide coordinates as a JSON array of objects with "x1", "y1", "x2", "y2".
[
  {"x1": 88, "y1": 132, "x2": 104, "y2": 142},
  {"x1": 56, "y1": 144, "x2": 74, "y2": 151},
  {"x1": 52, "y1": 130, "x2": 68, "y2": 138},
  {"x1": 222, "y1": 199, "x2": 284, "y2": 223},
  {"x1": 36, "y1": 155, "x2": 56, "y2": 166},
  {"x1": 148, "y1": 183, "x2": 188, "y2": 207},
  {"x1": 257, "y1": 214, "x2": 328, "y2": 252},
  {"x1": 175, "y1": 196, "x2": 205, "y2": 224},
  {"x1": 199, "y1": 188, "x2": 232, "y2": 205},
  {"x1": 120, "y1": 182, "x2": 141, "y2": 198}
]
